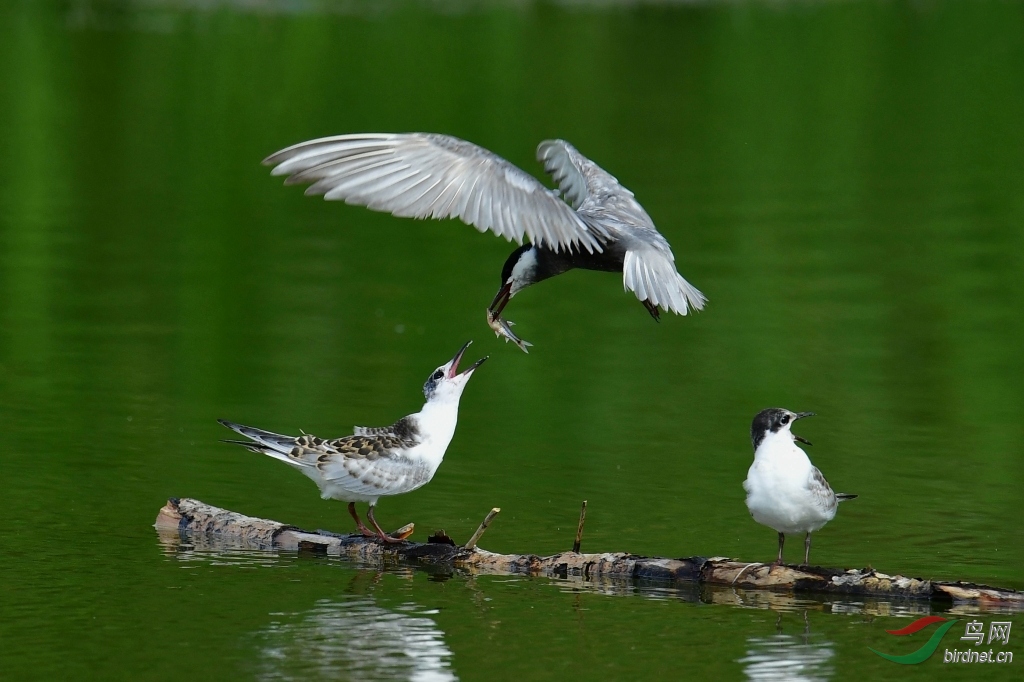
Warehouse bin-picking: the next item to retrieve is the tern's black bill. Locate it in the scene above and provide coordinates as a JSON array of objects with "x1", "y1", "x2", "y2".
[
  {"x1": 488, "y1": 281, "x2": 512, "y2": 315},
  {"x1": 792, "y1": 412, "x2": 815, "y2": 446}
]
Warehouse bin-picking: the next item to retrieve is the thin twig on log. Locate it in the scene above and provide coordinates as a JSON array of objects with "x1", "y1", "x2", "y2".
[
  {"x1": 154, "y1": 498, "x2": 1024, "y2": 611},
  {"x1": 465, "y1": 507, "x2": 500, "y2": 550},
  {"x1": 572, "y1": 500, "x2": 587, "y2": 554}
]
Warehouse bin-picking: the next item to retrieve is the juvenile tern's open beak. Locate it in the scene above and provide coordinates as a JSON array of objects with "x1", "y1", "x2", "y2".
[
  {"x1": 488, "y1": 281, "x2": 512, "y2": 316},
  {"x1": 447, "y1": 341, "x2": 487, "y2": 378},
  {"x1": 792, "y1": 412, "x2": 815, "y2": 446}
]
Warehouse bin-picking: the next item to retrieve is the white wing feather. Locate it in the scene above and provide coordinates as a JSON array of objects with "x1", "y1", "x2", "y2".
[
  {"x1": 537, "y1": 139, "x2": 624, "y2": 210},
  {"x1": 623, "y1": 249, "x2": 706, "y2": 315},
  {"x1": 263, "y1": 133, "x2": 603, "y2": 253},
  {"x1": 539, "y1": 139, "x2": 706, "y2": 315}
]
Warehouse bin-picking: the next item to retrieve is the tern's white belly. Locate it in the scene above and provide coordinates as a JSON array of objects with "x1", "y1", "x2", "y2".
[
  {"x1": 744, "y1": 462, "x2": 834, "y2": 534},
  {"x1": 298, "y1": 457, "x2": 438, "y2": 505}
]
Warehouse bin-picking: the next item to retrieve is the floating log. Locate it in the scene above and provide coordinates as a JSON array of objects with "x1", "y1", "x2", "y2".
[{"x1": 155, "y1": 497, "x2": 1022, "y2": 610}]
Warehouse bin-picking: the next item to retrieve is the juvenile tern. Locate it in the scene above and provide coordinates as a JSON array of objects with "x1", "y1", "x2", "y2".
[
  {"x1": 219, "y1": 342, "x2": 486, "y2": 543},
  {"x1": 262, "y1": 133, "x2": 706, "y2": 351},
  {"x1": 743, "y1": 408, "x2": 857, "y2": 566}
]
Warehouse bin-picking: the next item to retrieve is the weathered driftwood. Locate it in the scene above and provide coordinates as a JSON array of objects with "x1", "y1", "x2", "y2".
[{"x1": 155, "y1": 497, "x2": 1022, "y2": 610}]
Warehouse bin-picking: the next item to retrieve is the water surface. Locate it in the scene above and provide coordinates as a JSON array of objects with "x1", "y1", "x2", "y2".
[{"x1": 1, "y1": 0, "x2": 1022, "y2": 679}]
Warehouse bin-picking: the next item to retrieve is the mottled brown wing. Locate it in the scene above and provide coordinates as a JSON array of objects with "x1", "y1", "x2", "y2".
[
  {"x1": 316, "y1": 433, "x2": 412, "y2": 462},
  {"x1": 313, "y1": 432, "x2": 427, "y2": 495},
  {"x1": 352, "y1": 416, "x2": 420, "y2": 441}
]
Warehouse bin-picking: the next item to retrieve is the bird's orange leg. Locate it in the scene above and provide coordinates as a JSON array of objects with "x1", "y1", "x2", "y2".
[
  {"x1": 348, "y1": 502, "x2": 375, "y2": 537},
  {"x1": 366, "y1": 505, "x2": 408, "y2": 544}
]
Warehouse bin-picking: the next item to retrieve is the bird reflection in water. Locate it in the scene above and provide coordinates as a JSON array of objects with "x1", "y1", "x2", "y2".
[
  {"x1": 253, "y1": 596, "x2": 456, "y2": 682},
  {"x1": 738, "y1": 612, "x2": 835, "y2": 682}
]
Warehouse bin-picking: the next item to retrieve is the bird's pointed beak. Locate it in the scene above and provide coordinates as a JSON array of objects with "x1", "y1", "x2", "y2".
[
  {"x1": 447, "y1": 341, "x2": 487, "y2": 379},
  {"x1": 488, "y1": 281, "x2": 513, "y2": 316},
  {"x1": 792, "y1": 412, "x2": 815, "y2": 446},
  {"x1": 461, "y1": 355, "x2": 488, "y2": 377}
]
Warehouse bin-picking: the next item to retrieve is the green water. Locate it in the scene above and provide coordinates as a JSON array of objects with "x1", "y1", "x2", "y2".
[{"x1": 2, "y1": 0, "x2": 1023, "y2": 679}]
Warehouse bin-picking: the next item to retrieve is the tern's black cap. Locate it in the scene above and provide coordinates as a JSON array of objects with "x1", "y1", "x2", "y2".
[{"x1": 750, "y1": 408, "x2": 815, "y2": 450}]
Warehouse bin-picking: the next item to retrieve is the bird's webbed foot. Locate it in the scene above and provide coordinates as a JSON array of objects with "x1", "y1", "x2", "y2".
[{"x1": 367, "y1": 507, "x2": 413, "y2": 544}]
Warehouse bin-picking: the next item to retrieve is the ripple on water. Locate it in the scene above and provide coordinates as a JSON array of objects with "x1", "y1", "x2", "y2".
[
  {"x1": 252, "y1": 597, "x2": 456, "y2": 682},
  {"x1": 739, "y1": 632, "x2": 835, "y2": 682}
]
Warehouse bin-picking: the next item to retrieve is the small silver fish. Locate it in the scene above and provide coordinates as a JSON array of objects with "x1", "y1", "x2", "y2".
[{"x1": 486, "y1": 310, "x2": 533, "y2": 353}]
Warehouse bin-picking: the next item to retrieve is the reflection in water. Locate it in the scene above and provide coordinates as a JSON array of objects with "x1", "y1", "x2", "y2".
[
  {"x1": 703, "y1": 585, "x2": 940, "y2": 618},
  {"x1": 158, "y1": 531, "x2": 457, "y2": 679},
  {"x1": 253, "y1": 597, "x2": 456, "y2": 682},
  {"x1": 739, "y1": 615, "x2": 834, "y2": 682},
  {"x1": 542, "y1": 573, "x2": 960, "y2": 616},
  {"x1": 157, "y1": 527, "x2": 288, "y2": 569}
]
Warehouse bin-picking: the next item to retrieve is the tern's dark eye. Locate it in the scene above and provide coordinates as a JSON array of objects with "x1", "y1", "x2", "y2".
[
  {"x1": 431, "y1": 370, "x2": 444, "y2": 381},
  {"x1": 780, "y1": 415, "x2": 790, "y2": 425}
]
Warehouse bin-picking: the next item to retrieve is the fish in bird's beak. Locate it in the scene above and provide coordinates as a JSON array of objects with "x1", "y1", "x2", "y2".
[
  {"x1": 792, "y1": 411, "x2": 816, "y2": 446},
  {"x1": 486, "y1": 280, "x2": 533, "y2": 353},
  {"x1": 447, "y1": 340, "x2": 487, "y2": 379},
  {"x1": 486, "y1": 309, "x2": 533, "y2": 354}
]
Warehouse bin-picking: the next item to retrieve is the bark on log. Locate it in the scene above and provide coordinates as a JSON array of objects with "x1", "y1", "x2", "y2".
[{"x1": 155, "y1": 498, "x2": 1022, "y2": 610}]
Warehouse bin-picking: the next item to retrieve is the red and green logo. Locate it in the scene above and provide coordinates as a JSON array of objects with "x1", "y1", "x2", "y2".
[{"x1": 869, "y1": 616, "x2": 959, "y2": 664}]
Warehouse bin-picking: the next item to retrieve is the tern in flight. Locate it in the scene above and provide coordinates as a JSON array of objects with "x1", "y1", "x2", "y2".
[{"x1": 263, "y1": 133, "x2": 706, "y2": 351}]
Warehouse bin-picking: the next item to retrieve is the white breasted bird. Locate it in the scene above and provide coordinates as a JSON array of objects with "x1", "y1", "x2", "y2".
[
  {"x1": 743, "y1": 408, "x2": 857, "y2": 566},
  {"x1": 219, "y1": 342, "x2": 486, "y2": 543},
  {"x1": 262, "y1": 133, "x2": 706, "y2": 352}
]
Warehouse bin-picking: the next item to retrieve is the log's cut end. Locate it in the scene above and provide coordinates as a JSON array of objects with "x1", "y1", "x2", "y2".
[{"x1": 154, "y1": 498, "x2": 183, "y2": 530}]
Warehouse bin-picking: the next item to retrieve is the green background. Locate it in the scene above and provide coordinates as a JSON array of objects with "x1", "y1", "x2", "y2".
[{"x1": 1, "y1": 0, "x2": 1021, "y2": 679}]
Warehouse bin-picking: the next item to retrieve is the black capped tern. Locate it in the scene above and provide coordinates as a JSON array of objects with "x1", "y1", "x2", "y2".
[
  {"x1": 743, "y1": 409, "x2": 857, "y2": 566},
  {"x1": 262, "y1": 133, "x2": 706, "y2": 352}
]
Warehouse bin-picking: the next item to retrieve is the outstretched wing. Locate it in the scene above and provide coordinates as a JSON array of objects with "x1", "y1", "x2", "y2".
[
  {"x1": 537, "y1": 139, "x2": 626, "y2": 211},
  {"x1": 538, "y1": 140, "x2": 705, "y2": 315},
  {"x1": 263, "y1": 133, "x2": 603, "y2": 253}
]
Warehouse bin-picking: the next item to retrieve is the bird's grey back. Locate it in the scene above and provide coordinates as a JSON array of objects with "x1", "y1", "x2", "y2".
[{"x1": 807, "y1": 467, "x2": 839, "y2": 516}]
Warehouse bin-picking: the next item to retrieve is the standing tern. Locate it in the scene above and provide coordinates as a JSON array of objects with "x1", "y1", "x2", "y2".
[
  {"x1": 262, "y1": 133, "x2": 706, "y2": 352},
  {"x1": 743, "y1": 408, "x2": 857, "y2": 566},
  {"x1": 218, "y1": 342, "x2": 486, "y2": 543}
]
